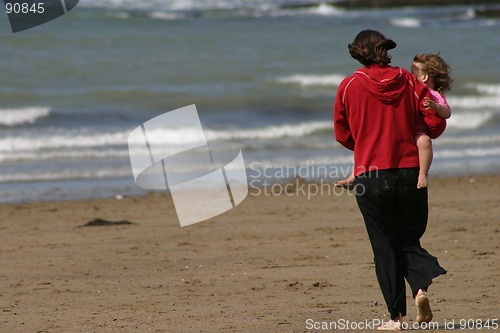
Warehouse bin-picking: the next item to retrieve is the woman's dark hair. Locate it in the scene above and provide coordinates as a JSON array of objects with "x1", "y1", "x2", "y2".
[{"x1": 348, "y1": 30, "x2": 396, "y2": 66}]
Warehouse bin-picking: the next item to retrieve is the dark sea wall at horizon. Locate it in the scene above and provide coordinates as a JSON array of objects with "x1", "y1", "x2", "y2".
[{"x1": 282, "y1": 0, "x2": 500, "y2": 9}]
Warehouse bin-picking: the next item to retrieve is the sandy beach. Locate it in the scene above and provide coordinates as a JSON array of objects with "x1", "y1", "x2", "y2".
[{"x1": 0, "y1": 175, "x2": 498, "y2": 333}]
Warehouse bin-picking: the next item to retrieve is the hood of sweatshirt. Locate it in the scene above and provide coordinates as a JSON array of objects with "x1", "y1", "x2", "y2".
[{"x1": 354, "y1": 65, "x2": 409, "y2": 105}]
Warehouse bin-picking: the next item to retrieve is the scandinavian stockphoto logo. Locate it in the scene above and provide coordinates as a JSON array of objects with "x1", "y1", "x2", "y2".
[
  {"x1": 3, "y1": 0, "x2": 78, "y2": 33},
  {"x1": 128, "y1": 105, "x2": 248, "y2": 227}
]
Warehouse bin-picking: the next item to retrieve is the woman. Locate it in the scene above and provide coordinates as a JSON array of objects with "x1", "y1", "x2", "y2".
[{"x1": 334, "y1": 30, "x2": 447, "y2": 331}]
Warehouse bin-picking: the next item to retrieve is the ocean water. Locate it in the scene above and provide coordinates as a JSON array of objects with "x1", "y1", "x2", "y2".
[{"x1": 1, "y1": 0, "x2": 500, "y2": 203}]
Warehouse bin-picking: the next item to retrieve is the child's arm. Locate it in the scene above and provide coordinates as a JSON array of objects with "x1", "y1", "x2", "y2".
[{"x1": 423, "y1": 97, "x2": 451, "y2": 119}]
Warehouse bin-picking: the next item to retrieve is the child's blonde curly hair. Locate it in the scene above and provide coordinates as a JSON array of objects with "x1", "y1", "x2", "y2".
[{"x1": 413, "y1": 53, "x2": 453, "y2": 94}]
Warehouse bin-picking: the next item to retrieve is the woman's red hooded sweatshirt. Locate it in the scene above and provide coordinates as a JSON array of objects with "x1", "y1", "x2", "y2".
[{"x1": 334, "y1": 65, "x2": 446, "y2": 176}]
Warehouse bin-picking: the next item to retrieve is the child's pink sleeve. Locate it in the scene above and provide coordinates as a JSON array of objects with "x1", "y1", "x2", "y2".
[{"x1": 429, "y1": 90, "x2": 449, "y2": 108}]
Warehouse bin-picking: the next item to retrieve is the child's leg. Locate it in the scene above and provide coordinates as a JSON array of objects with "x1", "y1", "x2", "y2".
[{"x1": 416, "y1": 134, "x2": 433, "y2": 188}]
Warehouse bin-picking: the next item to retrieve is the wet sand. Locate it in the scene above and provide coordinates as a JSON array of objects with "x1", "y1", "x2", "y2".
[{"x1": 0, "y1": 175, "x2": 498, "y2": 332}]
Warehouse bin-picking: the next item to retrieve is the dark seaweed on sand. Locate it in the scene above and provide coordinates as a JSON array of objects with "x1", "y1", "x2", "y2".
[{"x1": 81, "y1": 218, "x2": 136, "y2": 227}]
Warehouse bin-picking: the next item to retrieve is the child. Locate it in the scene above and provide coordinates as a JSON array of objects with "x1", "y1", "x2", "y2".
[
  {"x1": 411, "y1": 53, "x2": 452, "y2": 188},
  {"x1": 334, "y1": 53, "x2": 452, "y2": 190}
]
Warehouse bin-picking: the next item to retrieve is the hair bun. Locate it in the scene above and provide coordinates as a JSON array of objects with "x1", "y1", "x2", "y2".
[
  {"x1": 348, "y1": 30, "x2": 396, "y2": 66},
  {"x1": 376, "y1": 39, "x2": 396, "y2": 51}
]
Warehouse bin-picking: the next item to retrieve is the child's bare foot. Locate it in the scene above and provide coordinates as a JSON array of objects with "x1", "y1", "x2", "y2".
[
  {"x1": 415, "y1": 289, "x2": 433, "y2": 323},
  {"x1": 377, "y1": 314, "x2": 404, "y2": 331},
  {"x1": 334, "y1": 175, "x2": 355, "y2": 190},
  {"x1": 417, "y1": 172, "x2": 428, "y2": 189},
  {"x1": 377, "y1": 321, "x2": 403, "y2": 331}
]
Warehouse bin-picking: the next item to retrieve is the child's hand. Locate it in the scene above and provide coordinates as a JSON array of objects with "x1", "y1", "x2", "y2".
[{"x1": 423, "y1": 97, "x2": 436, "y2": 110}]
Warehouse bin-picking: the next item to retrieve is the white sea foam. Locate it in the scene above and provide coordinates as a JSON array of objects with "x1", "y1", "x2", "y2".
[
  {"x1": 77, "y1": 0, "x2": 500, "y2": 24},
  {"x1": 389, "y1": 18, "x2": 421, "y2": 28},
  {"x1": 438, "y1": 134, "x2": 500, "y2": 146},
  {"x1": 1, "y1": 110, "x2": 493, "y2": 159},
  {"x1": 0, "y1": 121, "x2": 332, "y2": 155},
  {"x1": 435, "y1": 146, "x2": 500, "y2": 159},
  {"x1": 204, "y1": 121, "x2": 332, "y2": 141},
  {"x1": 137, "y1": 121, "x2": 333, "y2": 146},
  {"x1": 0, "y1": 167, "x2": 132, "y2": 183},
  {"x1": 447, "y1": 95, "x2": 500, "y2": 109},
  {"x1": 107, "y1": 11, "x2": 130, "y2": 19},
  {"x1": 0, "y1": 149, "x2": 129, "y2": 163},
  {"x1": 79, "y1": 0, "x2": 356, "y2": 19},
  {"x1": 0, "y1": 107, "x2": 51, "y2": 127},
  {"x1": 446, "y1": 112, "x2": 494, "y2": 130},
  {"x1": 149, "y1": 11, "x2": 185, "y2": 20},
  {"x1": 0, "y1": 131, "x2": 128, "y2": 153},
  {"x1": 304, "y1": 3, "x2": 347, "y2": 16},
  {"x1": 274, "y1": 74, "x2": 345, "y2": 87},
  {"x1": 80, "y1": 0, "x2": 273, "y2": 11},
  {"x1": 465, "y1": 83, "x2": 500, "y2": 95}
]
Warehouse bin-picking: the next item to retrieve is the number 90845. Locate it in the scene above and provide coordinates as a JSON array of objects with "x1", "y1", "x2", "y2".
[{"x1": 5, "y1": 2, "x2": 45, "y2": 14}]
